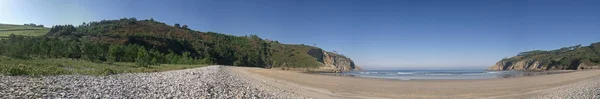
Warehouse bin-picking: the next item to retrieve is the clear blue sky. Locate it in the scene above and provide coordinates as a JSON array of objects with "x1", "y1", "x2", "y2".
[{"x1": 1, "y1": 0, "x2": 600, "y2": 70}]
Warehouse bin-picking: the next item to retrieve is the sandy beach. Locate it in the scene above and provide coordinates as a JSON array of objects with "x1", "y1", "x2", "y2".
[{"x1": 228, "y1": 66, "x2": 600, "y2": 99}]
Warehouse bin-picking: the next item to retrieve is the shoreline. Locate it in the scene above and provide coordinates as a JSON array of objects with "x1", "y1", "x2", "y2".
[
  {"x1": 229, "y1": 66, "x2": 600, "y2": 98},
  {"x1": 311, "y1": 69, "x2": 577, "y2": 81}
]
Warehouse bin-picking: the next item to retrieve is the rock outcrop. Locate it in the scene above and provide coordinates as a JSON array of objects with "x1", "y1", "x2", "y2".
[
  {"x1": 488, "y1": 60, "x2": 546, "y2": 71},
  {"x1": 488, "y1": 59, "x2": 600, "y2": 71},
  {"x1": 320, "y1": 52, "x2": 361, "y2": 72},
  {"x1": 305, "y1": 48, "x2": 361, "y2": 72},
  {"x1": 577, "y1": 62, "x2": 600, "y2": 70}
]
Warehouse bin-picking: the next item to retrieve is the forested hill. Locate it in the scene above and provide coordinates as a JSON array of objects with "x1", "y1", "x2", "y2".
[
  {"x1": 0, "y1": 18, "x2": 360, "y2": 71},
  {"x1": 488, "y1": 42, "x2": 600, "y2": 70}
]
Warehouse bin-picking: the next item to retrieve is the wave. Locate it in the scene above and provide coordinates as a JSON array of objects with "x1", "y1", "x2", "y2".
[
  {"x1": 358, "y1": 72, "x2": 378, "y2": 74},
  {"x1": 356, "y1": 71, "x2": 415, "y2": 75},
  {"x1": 341, "y1": 70, "x2": 535, "y2": 80},
  {"x1": 352, "y1": 71, "x2": 505, "y2": 76},
  {"x1": 423, "y1": 73, "x2": 453, "y2": 75},
  {"x1": 396, "y1": 72, "x2": 414, "y2": 75},
  {"x1": 486, "y1": 71, "x2": 502, "y2": 74}
]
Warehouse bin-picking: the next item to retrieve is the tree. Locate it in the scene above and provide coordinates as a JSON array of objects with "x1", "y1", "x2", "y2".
[
  {"x1": 4, "y1": 34, "x2": 30, "y2": 59},
  {"x1": 148, "y1": 49, "x2": 163, "y2": 64},
  {"x1": 202, "y1": 57, "x2": 215, "y2": 64},
  {"x1": 24, "y1": 23, "x2": 37, "y2": 27},
  {"x1": 47, "y1": 25, "x2": 76, "y2": 36},
  {"x1": 182, "y1": 25, "x2": 189, "y2": 30},
  {"x1": 180, "y1": 52, "x2": 192, "y2": 64},
  {"x1": 174, "y1": 23, "x2": 180, "y2": 28},
  {"x1": 67, "y1": 42, "x2": 81, "y2": 59},
  {"x1": 107, "y1": 44, "x2": 123, "y2": 62},
  {"x1": 81, "y1": 42, "x2": 104, "y2": 62},
  {"x1": 135, "y1": 47, "x2": 150, "y2": 67},
  {"x1": 165, "y1": 51, "x2": 179, "y2": 64},
  {"x1": 233, "y1": 60, "x2": 244, "y2": 66},
  {"x1": 129, "y1": 17, "x2": 137, "y2": 21}
]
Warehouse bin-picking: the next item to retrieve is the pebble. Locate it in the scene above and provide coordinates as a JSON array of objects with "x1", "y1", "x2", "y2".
[
  {"x1": 530, "y1": 76, "x2": 600, "y2": 99},
  {"x1": 0, "y1": 65, "x2": 306, "y2": 98}
]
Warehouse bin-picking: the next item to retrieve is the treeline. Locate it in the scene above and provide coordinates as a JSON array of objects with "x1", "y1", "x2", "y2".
[
  {"x1": 0, "y1": 34, "x2": 212, "y2": 67},
  {"x1": 504, "y1": 42, "x2": 600, "y2": 69},
  {"x1": 23, "y1": 23, "x2": 44, "y2": 27}
]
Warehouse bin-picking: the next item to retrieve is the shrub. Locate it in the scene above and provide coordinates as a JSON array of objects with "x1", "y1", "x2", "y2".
[
  {"x1": 7, "y1": 66, "x2": 28, "y2": 76},
  {"x1": 100, "y1": 68, "x2": 117, "y2": 75}
]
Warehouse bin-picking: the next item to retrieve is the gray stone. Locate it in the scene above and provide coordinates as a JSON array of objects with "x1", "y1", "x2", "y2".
[{"x1": 0, "y1": 66, "x2": 305, "y2": 98}]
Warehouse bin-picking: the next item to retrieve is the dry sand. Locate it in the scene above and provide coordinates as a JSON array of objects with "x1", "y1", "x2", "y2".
[{"x1": 227, "y1": 67, "x2": 600, "y2": 99}]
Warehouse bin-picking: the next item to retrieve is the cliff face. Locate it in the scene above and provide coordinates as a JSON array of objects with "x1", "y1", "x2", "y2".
[
  {"x1": 488, "y1": 59, "x2": 600, "y2": 71},
  {"x1": 305, "y1": 48, "x2": 361, "y2": 72},
  {"x1": 488, "y1": 60, "x2": 546, "y2": 70},
  {"x1": 320, "y1": 52, "x2": 361, "y2": 71}
]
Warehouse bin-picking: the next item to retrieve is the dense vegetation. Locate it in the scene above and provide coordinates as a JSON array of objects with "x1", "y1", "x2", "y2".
[
  {"x1": 502, "y1": 43, "x2": 600, "y2": 69},
  {"x1": 0, "y1": 56, "x2": 207, "y2": 76},
  {"x1": 0, "y1": 18, "x2": 327, "y2": 73}
]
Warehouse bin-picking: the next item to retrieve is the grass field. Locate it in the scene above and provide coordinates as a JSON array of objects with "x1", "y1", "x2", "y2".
[
  {"x1": 0, "y1": 56, "x2": 207, "y2": 76},
  {"x1": 0, "y1": 24, "x2": 49, "y2": 37}
]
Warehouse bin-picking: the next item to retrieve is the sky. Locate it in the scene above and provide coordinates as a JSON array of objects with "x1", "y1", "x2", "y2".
[{"x1": 1, "y1": 0, "x2": 600, "y2": 70}]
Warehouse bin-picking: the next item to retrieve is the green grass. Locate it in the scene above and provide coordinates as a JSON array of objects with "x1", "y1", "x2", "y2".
[
  {"x1": 0, "y1": 24, "x2": 49, "y2": 37},
  {"x1": 0, "y1": 56, "x2": 207, "y2": 76}
]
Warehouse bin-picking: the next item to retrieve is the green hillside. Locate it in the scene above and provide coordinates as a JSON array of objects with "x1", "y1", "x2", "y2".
[
  {"x1": 270, "y1": 43, "x2": 323, "y2": 68},
  {"x1": 0, "y1": 18, "x2": 341, "y2": 75},
  {"x1": 0, "y1": 23, "x2": 49, "y2": 37},
  {"x1": 498, "y1": 42, "x2": 600, "y2": 70}
]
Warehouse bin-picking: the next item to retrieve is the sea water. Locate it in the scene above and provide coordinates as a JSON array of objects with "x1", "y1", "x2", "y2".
[{"x1": 324, "y1": 70, "x2": 569, "y2": 80}]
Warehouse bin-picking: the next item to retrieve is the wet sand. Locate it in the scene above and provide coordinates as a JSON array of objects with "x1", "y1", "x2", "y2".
[{"x1": 227, "y1": 67, "x2": 600, "y2": 99}]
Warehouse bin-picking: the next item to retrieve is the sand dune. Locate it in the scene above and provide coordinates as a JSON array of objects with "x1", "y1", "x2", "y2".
[{"x1": 227, "y1": 67, "x2": 600, "y2": 99}]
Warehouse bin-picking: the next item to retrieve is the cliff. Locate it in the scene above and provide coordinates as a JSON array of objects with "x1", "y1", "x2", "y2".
[
  {"x1": 488, "y1": 59, "x2": 600, "y2": 70},
  {"x1": 488, "y1": 42, "x2": 600, "y2": 71},
  {"x1": 319, "y1": 52, "x2": 361, "y2": 72},
  {"x1": 277, "y1": 48, "x2": 361, "y2": 72}
]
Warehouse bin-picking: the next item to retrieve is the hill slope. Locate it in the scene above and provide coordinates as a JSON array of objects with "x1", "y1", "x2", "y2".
[
  {"x1": 488, "y1": 42, "x2": 600, "y2": 70},
  {"x1": 0, "y1": 18, "x2": 360, "y2": 72},
  {"x1": 0, "y1": 23, "x2": 48, "y2": 37}
]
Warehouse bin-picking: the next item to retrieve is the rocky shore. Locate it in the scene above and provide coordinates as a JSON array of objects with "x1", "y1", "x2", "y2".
[
  {"x1": 0, "y1": 65, "x2": 304, "y2": 98},
  {"x1": 529, "y1": 76, "x2": 600, "y2": 99}
]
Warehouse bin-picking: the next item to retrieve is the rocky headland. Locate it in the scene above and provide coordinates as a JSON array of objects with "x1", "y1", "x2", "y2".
[{"x1": 488, "y1": 43, "x2": 600, "y2": 71}]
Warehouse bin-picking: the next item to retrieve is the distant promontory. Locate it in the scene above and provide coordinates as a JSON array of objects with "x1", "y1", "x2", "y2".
[{"x1": 488, "y1": 42, "x2": 600, "y2": 70}]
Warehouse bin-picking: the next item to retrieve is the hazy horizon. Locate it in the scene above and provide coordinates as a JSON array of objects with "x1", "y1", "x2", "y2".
[{"x1": 2, "y1": 0, "x2": 600, "y2": 69}]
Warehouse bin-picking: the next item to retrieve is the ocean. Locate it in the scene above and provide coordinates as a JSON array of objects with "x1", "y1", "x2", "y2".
[{"x1": 323, "y1": 70, "x2": 570, "y2": 80}]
